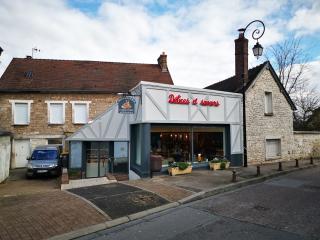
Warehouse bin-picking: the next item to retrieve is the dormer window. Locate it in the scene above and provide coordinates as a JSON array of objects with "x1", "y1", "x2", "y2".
[{"x1": 264, "y1": 92, "x2": 273, "y2": 116}]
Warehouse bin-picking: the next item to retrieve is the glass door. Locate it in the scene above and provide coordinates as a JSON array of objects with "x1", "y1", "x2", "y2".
[{"x1": 85, "y1": 142, "x2": 109, "y2": 178}]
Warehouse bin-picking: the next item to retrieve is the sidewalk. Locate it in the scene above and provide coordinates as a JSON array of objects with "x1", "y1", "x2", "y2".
[
  {"x1": 50, "y1": 158, "x2": 319, "y2": 240},
  {"x1": 125, "y1": 159, "x2": 320, "y2": 203}
]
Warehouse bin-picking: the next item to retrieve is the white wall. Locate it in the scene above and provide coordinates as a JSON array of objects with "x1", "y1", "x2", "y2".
[{"x1": 0, "y1": 136, "x2": 11, "y2": 183}]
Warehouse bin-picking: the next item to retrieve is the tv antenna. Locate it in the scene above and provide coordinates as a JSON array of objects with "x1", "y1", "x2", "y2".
[{"x1": 32, "y1": 47, "x2": 40, "y2": 58}]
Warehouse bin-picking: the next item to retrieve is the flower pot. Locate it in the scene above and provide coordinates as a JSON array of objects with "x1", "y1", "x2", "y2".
[{"x1": 168, "y1": 166, "x2": 192, "y2": 176}]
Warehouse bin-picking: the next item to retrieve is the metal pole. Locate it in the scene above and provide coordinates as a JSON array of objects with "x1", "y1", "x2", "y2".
[
  {"x1": 232, "y1": 170, "x2": 237, "y2": 182},
  {"x1": 243, "y1": 77, "x2": 247, "y2": 167}
]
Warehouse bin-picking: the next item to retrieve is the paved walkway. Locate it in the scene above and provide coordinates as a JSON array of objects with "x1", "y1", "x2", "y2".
[
  {"x1": 0, "y1": 170, "x2": 107, "y2": 240},
  {"x1": 125, "y1": 159, "x2": 319, "y2": 202}
]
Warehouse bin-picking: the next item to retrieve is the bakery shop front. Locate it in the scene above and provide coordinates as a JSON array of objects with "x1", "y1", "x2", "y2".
[{"x1": 67, "y1": 81, "x2": 243, "y2": 179}]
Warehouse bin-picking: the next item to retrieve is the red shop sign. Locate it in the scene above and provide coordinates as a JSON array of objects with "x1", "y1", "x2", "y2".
[{"x1": 168, "y1": 94, "x2": 220, "y2": 107}]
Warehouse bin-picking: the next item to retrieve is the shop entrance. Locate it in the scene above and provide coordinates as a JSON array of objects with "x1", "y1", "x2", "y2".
[{"x1": 84, "y1": 142, "x2": 109, "y2": 178}]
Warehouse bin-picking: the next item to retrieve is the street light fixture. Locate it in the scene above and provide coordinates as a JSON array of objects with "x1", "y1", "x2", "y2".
[
  {"x1": 237, "y1": 20, "x2": 265, "y2": 167},
  {"x1": 0, "y1": 46, "x2": 3, "y2": 56}
]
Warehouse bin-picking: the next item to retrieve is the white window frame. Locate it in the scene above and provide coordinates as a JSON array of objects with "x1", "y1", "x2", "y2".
[
  {"x1": 45, "y1": 101, "x2": 67, "y2": 125},
  {"x1": 265, "y1": 138, "x2": 281, "y2": 160},
  {"x1": 70, "y1": 101, "x2": 91, "y2": 124},
  {"x1": 9, "y1": 100, "x2": 33, "y2": 125},
  {"x1": 264, "y1": 91, "x2": 273, "y2": 115}
]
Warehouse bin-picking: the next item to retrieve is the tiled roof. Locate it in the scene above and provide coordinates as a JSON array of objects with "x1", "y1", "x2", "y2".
[
  {"x1": 205, "y1": 61, "x2": 296, "y2": 110},
  {"x1": 205, "y1": 61, "x2": 267, "y2": 93},
  {"x1": 0, "y1": 58, "x2": 173, "y2": 93}
]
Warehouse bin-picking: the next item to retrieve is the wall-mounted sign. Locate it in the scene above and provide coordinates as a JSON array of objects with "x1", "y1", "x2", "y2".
[
  {"x1": 118, "y1": 96, "x2": 136, "y2": 114},
  {"x1": 168, "y1": 94, "x2": 220, "y2": 107}
]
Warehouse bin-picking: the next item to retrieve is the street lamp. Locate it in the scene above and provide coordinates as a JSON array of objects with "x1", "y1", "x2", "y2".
[
  {"x1": 237, "y1": 20, "x2": 265, "y2": 167},
  {"x1": 0, "y1": 46, "x2": 3, "y2": 56}
]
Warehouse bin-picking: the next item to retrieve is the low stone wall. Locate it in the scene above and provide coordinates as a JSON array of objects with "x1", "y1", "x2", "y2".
[
  {"x1": 293, "y1": 131, "x2": 320, "y2": 159},
  {"x1": 0, "y1": 135, "x2": 11, "y2": 183}
]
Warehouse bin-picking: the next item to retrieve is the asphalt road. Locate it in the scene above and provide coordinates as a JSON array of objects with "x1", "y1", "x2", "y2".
[{"x1": 78, "y1": 167, "x2": 320, "y2": 240}]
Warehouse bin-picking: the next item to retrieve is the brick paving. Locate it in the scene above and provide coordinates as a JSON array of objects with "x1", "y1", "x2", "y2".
[{"x1": 0, "y1": 190, "x2": 107, "y2": 240}]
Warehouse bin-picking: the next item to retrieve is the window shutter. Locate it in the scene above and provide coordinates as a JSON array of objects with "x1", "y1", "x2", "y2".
[
  {"x1": 15, "y1": 103, "x2": 28, "y2": 124},
  {"x1": 266, "y1": 139, "x2": 281, "y2": 159},
  {"x1": 50, "y1": 103, "x2": 63, "y2": 124},
  {"x1": 74, "y1": 104, "x2": 87, "y2": 123}
]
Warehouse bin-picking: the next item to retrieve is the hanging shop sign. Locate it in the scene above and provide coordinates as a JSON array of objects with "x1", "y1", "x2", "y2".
[
  {"x1": 168, "y1": 94, "x2": 220, "y2": 107},
  {"x1": 118, "y1": 96, "x2": 136, "y2": 114}
]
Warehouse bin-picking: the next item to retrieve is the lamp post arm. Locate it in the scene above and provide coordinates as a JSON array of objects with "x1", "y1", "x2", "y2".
[{"x1": 238, "y1": 20, "x2": 265, "y2": 41}]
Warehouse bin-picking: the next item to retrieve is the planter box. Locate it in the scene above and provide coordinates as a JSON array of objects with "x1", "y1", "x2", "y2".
[
  {"x1": 168, "y1": 166, "x2": 192, "y2": 176},
  {"x1": 209, "y1": 162, "x2": 230, "y2": 170},
  {"x1": 209, "y1": 162, "x2": 221, "y2": 170}
]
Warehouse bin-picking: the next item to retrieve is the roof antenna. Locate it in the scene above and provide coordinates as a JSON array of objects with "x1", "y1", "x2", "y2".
[{"x1": 32, "y1": 47, "x2": 40, "y2": 58}]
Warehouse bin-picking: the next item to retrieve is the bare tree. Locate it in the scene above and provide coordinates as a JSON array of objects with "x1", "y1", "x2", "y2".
[
  {"x1": 293, "y1": 83, "x2": 320, "y2": 123},
  {"x1": 265, "y1": 38, "x2": 309, "y2": 95},
  {"x1": 265, "y1": 38, "x2": 320, "y2": 129}
]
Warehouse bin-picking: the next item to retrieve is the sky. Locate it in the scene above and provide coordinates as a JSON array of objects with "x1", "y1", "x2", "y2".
[{"x1": 0, "y1": 0, "x2": 319, "y2": 90}]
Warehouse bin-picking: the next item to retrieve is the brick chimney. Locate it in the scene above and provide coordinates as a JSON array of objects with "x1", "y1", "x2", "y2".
[
  {"x1": 235, "y1": 31, "x2": 248, "y2": 84},
  {"x1": 157, "y1": 52, "x2": 168, "y2": 72}
]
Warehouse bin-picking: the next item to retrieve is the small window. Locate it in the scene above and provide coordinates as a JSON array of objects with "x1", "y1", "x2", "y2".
[
  {"x1": 9, "y1": 100, "x2": 33, "y2": 125},
  {"x1": 70, "y1": 101, "x2": 91, "y2": 124},
  {"x1": 266, "y1": 139, "x2": 281, "y2": 159},
  {"x1": 45, "y1": 101, "x2": 67, "y2": 124},
  {"x1": 264, "y1": 92, "x2": 273, "y2": 115}
]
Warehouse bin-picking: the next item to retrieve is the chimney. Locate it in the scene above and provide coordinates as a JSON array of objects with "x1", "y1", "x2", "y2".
[
  {"x1": 235, "y1": 31, "x2": 248, "y2": 84},
  {"x1": 157, "y1": 52, "x2": 168, "y2": 72}
]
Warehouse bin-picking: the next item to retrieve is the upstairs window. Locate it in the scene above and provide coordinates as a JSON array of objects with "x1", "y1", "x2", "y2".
[
  {"x1": 264, "y1": 92, "x2": 273, "y2": 115},
  {"x1": 45, "y1": 101, "x2": 67, "y2": 124},
  {"x1": 9, "y1": 100, "x2": 33, "y2": 125},
  {"x1": 70, "y1": 101, "x2": 91, "y2": 124}
]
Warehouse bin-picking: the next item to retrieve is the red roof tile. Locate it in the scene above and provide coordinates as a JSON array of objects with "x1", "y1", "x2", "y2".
[{"x1": 0, "y1": 58, "x2": 173, "y2": 93}]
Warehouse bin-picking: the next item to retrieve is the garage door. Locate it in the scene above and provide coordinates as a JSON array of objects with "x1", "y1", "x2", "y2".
[{"x1": 14, "y1": 139, "x2": 31, "y2": 168}]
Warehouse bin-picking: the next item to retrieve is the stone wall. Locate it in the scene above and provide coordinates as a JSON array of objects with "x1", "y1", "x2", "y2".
[
  {"x1": 245, "y1": 67, "x2": 295, "y2": 164},
  {"x1": 0, "y1": 93, "x2": 118, "y2": 137},
  {"x1": 293, "y1": 131, "x2": 320, "y2": 159},
  {"x1": 0, "y1": 135, "x2": 11, "y2": 182},
  {"x1": 0, "y1": 93, "x2": 118, "y2": 168}
]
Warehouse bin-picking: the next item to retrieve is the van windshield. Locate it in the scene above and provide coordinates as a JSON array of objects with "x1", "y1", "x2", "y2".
[{"x1": 31, "y1": 150, "x2": 58, "y2": 160}]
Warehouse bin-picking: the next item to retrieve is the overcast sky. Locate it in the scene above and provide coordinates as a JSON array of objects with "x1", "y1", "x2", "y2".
[{"x1": 0, "y1": 0, "x2": 319, "y2": 90}]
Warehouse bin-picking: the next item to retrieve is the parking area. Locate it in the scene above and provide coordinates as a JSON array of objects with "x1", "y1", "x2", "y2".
[{"x1": 0, "y1": 169, "x2": 59, "y2": 197}]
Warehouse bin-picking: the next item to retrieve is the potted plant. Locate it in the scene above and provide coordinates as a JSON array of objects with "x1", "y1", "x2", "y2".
[
  {"x1": 209, "y1": 158, "x2": 221, "y2": 170},
  {"x1": 168, "y1": 162, "x2": 192, "y2": 176},
  {"x1": 209, "y1": 157, "x2": 230, "y2": 170}
]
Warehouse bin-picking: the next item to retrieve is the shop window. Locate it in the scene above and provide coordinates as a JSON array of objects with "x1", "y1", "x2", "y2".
[
  {"x1": 70, "y1": 101, "x2": 91, "y2": 124},
  {"x1": 264, "y1": 92, "x2": 273, "y2": 115},
  {"x1": 266, "y1": 139, "x2": 281, "y2": 159},
  {"x1": 9, "y1": 100, "x2": 33, "y2": 125},
  {"x1": 193, "y1": 127, "x2": 224, "y2": 163},
  {"x1": 45, "y1": 101, "x2": 67, "y2": 124},
  {"x1": 151, "y1": 125, "x2": 224, "y2": 167}
]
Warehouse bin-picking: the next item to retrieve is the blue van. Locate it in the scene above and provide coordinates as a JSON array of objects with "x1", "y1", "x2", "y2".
[{"x1": 26, "y1": 145, "x2": 62, "y2": 178}]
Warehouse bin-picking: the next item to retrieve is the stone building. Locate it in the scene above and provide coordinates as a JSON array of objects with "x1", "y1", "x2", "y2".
[
  {"x1": 206, "y1": 32, "x2": 297, "y2": 164},
  {"x1": 0, "y1": 53, "x2": 173, "y2": 168}
]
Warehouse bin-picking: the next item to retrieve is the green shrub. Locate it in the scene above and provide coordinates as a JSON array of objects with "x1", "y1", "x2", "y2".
[
  {"x1": 220, "y1": 162, "x2": 226, "y2": 170},
  {"x1": 177, "y1": 162, "x2": 189, "y2": 170}
]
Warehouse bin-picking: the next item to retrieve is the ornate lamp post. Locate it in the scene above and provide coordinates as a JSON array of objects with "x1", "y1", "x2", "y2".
[{"x1": 237, "y1": 20, "x2": 265, "y2": 167}]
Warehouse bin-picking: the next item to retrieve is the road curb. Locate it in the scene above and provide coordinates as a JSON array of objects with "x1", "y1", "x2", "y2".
[
  {"x1": 179, "y1": 163, "x2": 319, "y2": 204},
  {"x1": 50, "y1": 163, "x2": 318, "y2": 240}
]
